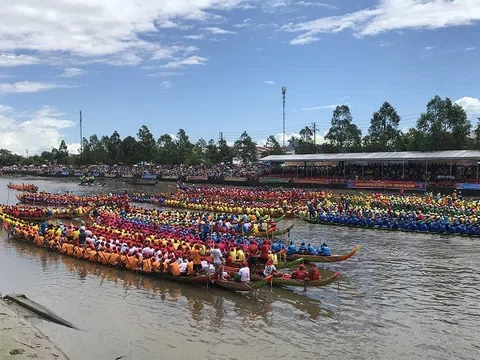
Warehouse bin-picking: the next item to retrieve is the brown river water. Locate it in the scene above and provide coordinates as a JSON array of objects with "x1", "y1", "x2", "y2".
[{"x1": 0, "y1": 176, "x2": 479, "y2": 360}]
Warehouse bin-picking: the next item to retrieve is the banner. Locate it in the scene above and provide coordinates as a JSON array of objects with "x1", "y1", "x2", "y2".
[
  {"x1": 59, "y1": 170, "x2": 70, "y2": 176},
  {"x1": 142, "y1": 174, "x2": 157, "y2": 180},
  {"x1": 347, "y1": 180, "x2": 426, "y2": 191},
  {"x1": 162, "y1": 175, "x2": 178, "y2": 180},
  {"x1": 456, "y1": 183, "x2": 480, "y2": 190},
  {"x1": 294, "y1": 178, "x2": 331, "y2": 185},
  {"x1": 259, "y1": 177, "x2": 289, "y2": 184},
  {"x1": 121, "y1": 174, "x2": 134, "y2": 178},
  {"x1": 187, "y1": 175, "x2": 208, "y2": 181},
  {"x1": 73, "y1": 172, "x2": 83, "y2": 177},
  {"x1": 104, "y1": 173, "x2": 117, "y2": 178},
  {"x1": 224, "y1": 176, "x2": 248, "y2": 182}
]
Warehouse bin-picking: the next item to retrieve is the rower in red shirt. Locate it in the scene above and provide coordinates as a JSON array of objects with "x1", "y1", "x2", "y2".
[
  {"x1": 259, "y1": 242, "x2": 269, "y2": 264},
  {"x1": 247, "y1": 241, "x2": 258, "y2": 267},
  {"x1": 291, "y1": 264, "x2": 308, "y2": 280}
]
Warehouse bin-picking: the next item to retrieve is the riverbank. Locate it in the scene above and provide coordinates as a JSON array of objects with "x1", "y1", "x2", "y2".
[{"x1": 0, "y1": 298, "x2": 68, "y2": 360}]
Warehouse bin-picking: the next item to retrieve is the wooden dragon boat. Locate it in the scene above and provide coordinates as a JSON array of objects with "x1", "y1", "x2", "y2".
[
  {"x1": 214, "y1": 274, "x2": 274, "y2": 292},
  {"x1": 251, "y1": 271, "x2": 339, "y2": 288},
  {"x1": 287, "y1": 245, "x2": 360, "y2": 263},
  {"x1": 296, "y1": 213, "x2": 476, "y2": 238},
  {"x1": 248, "y1": 223, "x2": 294, "y2": 237},
  {"x1": 7, "y1": 183, "x2": 38, "y2": 192}
]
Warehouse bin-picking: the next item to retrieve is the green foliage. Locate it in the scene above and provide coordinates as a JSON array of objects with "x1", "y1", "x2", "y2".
[
  {"x1": 233, "y1": 131, "x2": 257, "y2": 164},
  {"x1": 363, "y1": 102, "x2": 401, "y2": 151},
  {"x1": 414, "y1": 95, "x2": 471, "y2": 151},
  {"x1": 137, "y1": 125, "x2": 156, "y2": 163},
  {"x1": 262, "y1": 135, "x2": 284, "y2": 157},
  {"x1": 325, "y1": 105, "x2": 362, "y2": 152}
]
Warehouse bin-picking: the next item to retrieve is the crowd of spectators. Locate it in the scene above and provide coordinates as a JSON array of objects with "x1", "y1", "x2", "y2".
[
  {"x1": 1, "y1": 162, "x2": 478, "y2": 183},
  {"x1": 0, "y1": 163, "x2": 269, "y2": 180},
  {"x1": 268, "y1": 162, "x2": 479, "y2": 183}
]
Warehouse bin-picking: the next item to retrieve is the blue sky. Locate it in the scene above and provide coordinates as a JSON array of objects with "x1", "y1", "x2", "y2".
[{"x1": 0, "y1": 0, "x2": 479, "y2": 154}]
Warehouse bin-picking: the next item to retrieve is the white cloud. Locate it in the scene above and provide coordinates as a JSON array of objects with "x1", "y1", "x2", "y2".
[
  {"x1": 300, "y1": 104, "x2": 339, "y2": 111},
  {"x1": 160, "y1": 80, "x2": 172, "y2": 89},
  {"x1": 462, "y1": 46, "x2": 476, "y2": 51},
  {"x1": 234, "y1": 18, "x2": 253, "y2": 28},
  {"x1": 204, "y1": 27, "x2": 237, "y2": 34},
  {"x1": 183, "y1": 34, "x2": 205, "y2": 40},
  {"x1": 296, "y1": 1, "x2": 338, "y2": 9},
  {"x1": 0, "y1": 53, "x2": 40, "y2": 67},
  {"x1": 147, "y1": 72, "x2": 185, "y2": 77},
  {"x1": 0, "y1": 0, "x2": 248, "y2": 66},
  {"x1": 162, "y1": 56, "x2": 208, "y2": 68},
  {"x1": 283, "y1": 0, "x2": 480, "y2": 43},
  {"x1": 289, "y1": 36, "x2": 319, "y2": 45},
  {"x1": 455, "y1": 97, "x2": 480, "y2": 113},
  {"x1": 60, "y1": 67, "x2": 86, "y2": 78},
  {"x1": 425, "y1": 46, "x2": 436, "y2": 51},
  {"x1": 264, "y1": 80, "x2": 276, "y2": 84},
  {"x1": 0, "y1": 81, "x2": 60, "y2": 95},
  {"x1": 0, "y1": 105, "x2": 76, "y2": 154}
]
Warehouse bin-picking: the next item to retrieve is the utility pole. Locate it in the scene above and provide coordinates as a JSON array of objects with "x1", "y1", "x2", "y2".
[
  {"x1": 79, "y1": 110, "x2": 83, "y2": 158},
  {"x1": 220, "y1": 132, "x2": 223, "y2": 142},
  {"x1": 282, "y1": 86, "x2": 287, "y2": 148}
]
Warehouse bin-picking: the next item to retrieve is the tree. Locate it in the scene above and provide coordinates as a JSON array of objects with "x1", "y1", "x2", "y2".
[
  {"x1": 137, "y1": 125, "x2": 156, "y2": 163},
  {"x1": 414, "y1": 96, "x2": 471, "y2": 151},
  {"x1": 218, "y1": 135, "x2": 233, "y2": 163},
  {"x1": 56, "y1": 141, "x2": 68, "y2": 164},
  {"x1": 205, "y1": 139, "x2": 218, "y2": 164},
  {"x1": 186, "y1": 138, "x2": 206, "y2": 165},
  {"x1": 364, "y1": 102, "x2": 401, "y2": 151},
  {"x1": 262, "y1": 135, "x2": 284, "y2": 157},
  {"x1": 294, "y1": 126, "x2": 317, "y2": 154},
  {"x1": 233, "y1": 131, "x2": 257, "y2": 164},
  {"x1": 120, "y1": 136, "x2": 139, "y2": 165},
  {"x1": 325, "y1": 105, "x2": 362, "y2": 152},
  {"x1": 175, "y1": 129, "x2": 193, "y2": 163},
  {"x1": 157, "y1": 134, "x2": 180, "y2": 164},
  {"x1": 107, "y1": 131, "x2": 122, "y2": 164}
]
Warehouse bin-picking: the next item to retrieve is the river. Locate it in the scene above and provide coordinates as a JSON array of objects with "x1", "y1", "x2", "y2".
[{"x1": 0, "y1": 176, "x2": 479, "y2": 360}]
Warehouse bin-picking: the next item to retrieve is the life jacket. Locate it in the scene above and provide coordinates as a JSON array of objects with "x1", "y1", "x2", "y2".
[
  {"x1": 187, "y1": 261, "x2": 194, "y2": 275},
  {"x1": 109, "y1": 253, "x2": 119, "y2": 266},
  {"x1": 66, "y1": 244, "x2": 74, "y2": 256},
  {"x1": 170, "y1": 262, "x2": 180, "y2": 276},
  {"x1": 142, "y1": 258, "x2": 152, "y2": 272}
]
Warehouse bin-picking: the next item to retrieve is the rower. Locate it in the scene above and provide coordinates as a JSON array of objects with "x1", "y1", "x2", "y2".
[
  {"x1": 263, "y1": 259, "x2": 277, "y2": 277},
  {"x1": 291, "y1": 264, "x2": 308, "y2": 280},
  {"x1": 307, "y1": 243, "x2": 316, "y2": 255},
  {"x1": 320, "y1": 243, "x2": 331, "y2": 256},
  {"x1": 271, "y1": 240, "x2": 281, "y2": 253},
  {"x1": 286, "y1": 241, "x2": 296, "y2": 255},
  {"x1": 298, "y1": 242, "x2": 308, "y2": 255},
  {"x1": 238, "y1": 262, "x2": 250, "y2": 283}
]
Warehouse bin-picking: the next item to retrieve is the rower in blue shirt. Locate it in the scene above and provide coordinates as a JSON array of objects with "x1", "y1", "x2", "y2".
[
  {"x1": 320, "y1": 243, "x2": 331, "y2": 256},
  {"x1": 271, "y1": 240, "x2": 282, "y2": 253},
  {"x1": 307, "y1": 243, "x2": 317, "y2": 255},
  {"x1": 298, "y1": 242, "x2": 308, "y2": 254},
  {"x1": 287, "y1": 241, "x2": 297, "y2": 255}
]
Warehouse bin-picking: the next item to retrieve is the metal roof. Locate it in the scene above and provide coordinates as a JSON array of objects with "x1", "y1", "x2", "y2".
[{"x1": 261, "y1": 150, "x2": 480, "y2": 162}]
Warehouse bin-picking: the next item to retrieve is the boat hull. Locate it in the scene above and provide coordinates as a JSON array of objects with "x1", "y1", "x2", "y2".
[{"x1": 287, "y1": 245, "x2": 360, "y2": 263}]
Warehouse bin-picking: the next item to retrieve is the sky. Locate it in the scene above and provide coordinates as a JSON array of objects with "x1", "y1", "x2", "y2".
[{"x1": 0, "y1": 0, "x2": 479, "y2": 155}]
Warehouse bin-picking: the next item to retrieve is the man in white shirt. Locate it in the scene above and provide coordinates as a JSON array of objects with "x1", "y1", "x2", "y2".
[
  {"x1": 238, "y1": 262, "x2": 250, "y2": 283},
  {"x1": 210, "y1": 245, "x2": 223, "y2": 268}
]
